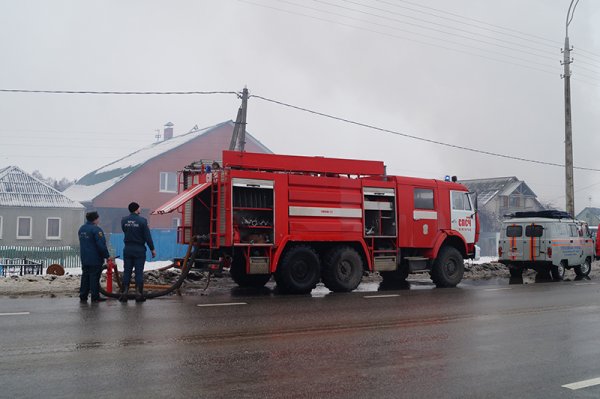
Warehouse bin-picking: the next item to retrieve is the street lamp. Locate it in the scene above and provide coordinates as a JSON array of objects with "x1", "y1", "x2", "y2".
[{"x1": 562, "y1": 0, "x2": 579, "y2": 217}]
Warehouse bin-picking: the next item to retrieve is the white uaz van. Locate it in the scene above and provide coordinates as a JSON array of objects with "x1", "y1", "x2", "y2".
[{"x1": 498, "y1": 211, "x2": 594, "y2": 280}]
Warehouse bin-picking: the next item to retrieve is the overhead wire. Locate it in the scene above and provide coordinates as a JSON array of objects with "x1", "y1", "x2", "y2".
[
  {"x1": 239, "y1": 0, "x2": 559, "y2": 76},
  {"x1": 0, "y1": 89, "x2": 239, "y2": 95},
  {"x1": 374, "y1": 0, "x2": 600, "y2": 67},
  {"x1": 325, "y1": 0, "x2": 564, "y2": 61},
  {"x1": 241, "y1": 0, "x2": 599, "y2": 86},
  {"x1": 249, "y1": 94, "x2": 600, "y2": 172}
]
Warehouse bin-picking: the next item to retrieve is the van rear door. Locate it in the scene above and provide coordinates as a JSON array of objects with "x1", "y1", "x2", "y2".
[
  {"x1": 505, "y1": 223, "x2": 524, "y2": 260},
  {"x1": 525, "y1": 223, "x2": 544, "y2": 261}
]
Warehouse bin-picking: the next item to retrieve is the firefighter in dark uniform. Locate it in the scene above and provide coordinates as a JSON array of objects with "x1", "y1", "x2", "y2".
[
  {"x1": 120, "y1": 202, "x2": 156, "y2": 302},
  {"x1": 78, "y1": 211, "x2": 111, "y2": 303}
]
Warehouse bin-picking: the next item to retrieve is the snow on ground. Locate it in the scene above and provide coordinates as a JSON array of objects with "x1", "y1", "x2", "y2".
[{"x1": 2, "y1": 258, "x2": 599, "y2": 297}]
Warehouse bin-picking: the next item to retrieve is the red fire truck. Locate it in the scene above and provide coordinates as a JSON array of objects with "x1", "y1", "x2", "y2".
[{"x1": 153, "y1": 150, "x2": 479, "y2": 294}]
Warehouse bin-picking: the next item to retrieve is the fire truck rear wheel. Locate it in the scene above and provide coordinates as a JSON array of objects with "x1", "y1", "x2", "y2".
[
  {"x1": 275, "y1": 245, "x2": 320, "y2": 294},
  {"x1": 229, "y1": 254, "x2": 271, "y2": 288},
  {"x1": 431, "y1": 246, "x2": 464, "y2": 288},
  {"x1": 322, "y1": 246, "x2": 364, "y2": 292}
]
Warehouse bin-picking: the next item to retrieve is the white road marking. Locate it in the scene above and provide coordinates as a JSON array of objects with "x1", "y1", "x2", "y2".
[
  {"x1": 363, "y1": 294, "x2": 400, "y2": 299},
  {"x1": 563, "y1": 377, "x2": 600, "y2": 390},
  {"x1": 574, "y1": 282, "x2": 596, "y2": 286},
  {"x1": 0, "y1": 312, "x2": 30, "y2": 316},
  {"x1": 483, "y1": 288, "x2": 512, "y2": 292},
  {"x1": 196, "y1": 302, "x2": 247, "y2": 307}
]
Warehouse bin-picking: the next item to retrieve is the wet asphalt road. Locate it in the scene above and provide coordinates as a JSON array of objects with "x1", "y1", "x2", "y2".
[{"x1": 2, "y1": 278, "x2": 600, "y2": 399}]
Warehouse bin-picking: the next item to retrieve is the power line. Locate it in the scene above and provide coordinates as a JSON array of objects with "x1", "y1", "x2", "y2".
[
  {"x1": 323, "y1": 0, "x2": 564, "y2": 61},
  {"x1": 241, "y1": 1, "x2": 600, "y2": 87},
  {"x1": 0, "y1": 89, "x2": 239, "y2": 95},
  {"x1": 281, "y1": 0, "x2": 560, "y2": 65},
  {"x1": 239, "y1": 0, "x2": 559, "y2": 76},
  {"x1": 250, "y1": 94, "x2": 600, "y2": 172}
]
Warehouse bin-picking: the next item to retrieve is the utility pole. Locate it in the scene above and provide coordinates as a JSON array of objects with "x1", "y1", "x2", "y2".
[
  {"x1": 228, "y1": 87, "x2": 249, "y2": 152},
  {"x1": 239, "y1": 87, "x2": 248, "y2": 152},
  {"x1": 562, "y1": 0, "x2": 579, "y2": 217}
]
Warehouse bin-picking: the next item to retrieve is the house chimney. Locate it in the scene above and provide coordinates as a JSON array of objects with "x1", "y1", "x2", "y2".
[{"x1": 164, "y1": 122, "x2": 174, "y2": 141}]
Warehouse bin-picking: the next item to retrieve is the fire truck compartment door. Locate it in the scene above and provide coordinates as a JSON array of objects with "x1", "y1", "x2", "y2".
[
  {"x1": 232, "y1": 178, "x2": 274, "y2": 188},
  {"x1": 152, "y1": 182, "x2": 211, "y2": 215}
]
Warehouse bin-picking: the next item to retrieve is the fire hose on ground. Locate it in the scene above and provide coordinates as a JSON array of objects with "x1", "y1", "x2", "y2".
[{"x1": 100, "y1": 236, "x2": 210, "y2": 300}]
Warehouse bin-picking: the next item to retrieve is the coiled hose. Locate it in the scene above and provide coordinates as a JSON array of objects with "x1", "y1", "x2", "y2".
[{"x1": 100, "y1": 236, "x2": 199, "y2": 300}]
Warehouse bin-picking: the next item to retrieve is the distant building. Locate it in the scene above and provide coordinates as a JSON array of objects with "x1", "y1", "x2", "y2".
[
  {"x1": 460, "y1": 176, "x2": 545, "y2": 256},
  {"x1": 64, "y1": 121, "x2": 272, "y2": 234},
  {"x1": 576, "y1": 207, "x2": 600, "y2": 226},
  {"x1": 0, "y1": 166, "x2": 85, "y2": 247}
]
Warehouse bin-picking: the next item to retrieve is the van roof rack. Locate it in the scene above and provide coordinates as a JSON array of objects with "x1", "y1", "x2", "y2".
[{"x1": 508, "y1": 210, "x2": 573, "y2": 219}]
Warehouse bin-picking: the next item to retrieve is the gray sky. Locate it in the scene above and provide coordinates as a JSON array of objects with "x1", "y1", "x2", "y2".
[{"x1": 0, "y1": 0, "x2": 599, "y2": 213}]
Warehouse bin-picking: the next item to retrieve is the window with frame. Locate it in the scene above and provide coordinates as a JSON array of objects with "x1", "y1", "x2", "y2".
[
  {"x1": 451, "y1": 191, "x2": 472, "y2": 211},
  {"x1": 17, "y1": 216, "x2": 32, "y2": 239},
  {"x1": 506, "y1": 225, "x2": 522, "y2": 237},
  {"x1": 414, "y1": 188, "x2": 434, "y2": 210},
  {"x1": 0, "y1": 215, "x2": 3, "y2": 239},
  {"x1": 46, "y1": 217, "x2": 61, "y2": 239},
  {"x1": 509, "y1": 196, "x2": 521, "y2": 207},
  {"x1": 160, "y1": 172, "x2": 178, "y2": 193},
  {"x1": 172, "y1": 217, "x2": 180, "y2": 228},
  {"x1": 569, "y1": 224, "x2": 578, "y2": 237},
  {"x1": 525, "y1": 224, "x2": 543, "y2": 237}
]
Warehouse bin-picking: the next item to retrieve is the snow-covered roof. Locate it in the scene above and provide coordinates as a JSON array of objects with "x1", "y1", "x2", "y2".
[
  {"x1": 64, "y1": 120, "x2": 271, "y2": 202},
  {"x1": 460, "y1": 176, "x2": 537, "y2": 206},
  {"x1": 0, "y1": 166, "x2": 84, "y2": 209}
]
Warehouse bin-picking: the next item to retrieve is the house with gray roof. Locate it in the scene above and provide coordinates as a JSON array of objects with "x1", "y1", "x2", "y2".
[
  {"x1": 63, "y1": 120, "x2": 272, "y2": 234},
  {"x1": 576, "y1": 207, "x2": 600, "y2": 227},
  {"x1": 0, "y1": 166, "x2": 84, "y2": 247},
  {"x1": 460, "y1": 176, "x2": 545, "y2": 256}
]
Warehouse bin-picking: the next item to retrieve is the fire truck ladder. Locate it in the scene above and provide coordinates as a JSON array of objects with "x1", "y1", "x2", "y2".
[{"x1": 209, "y1": 173, "x2": 224, "y2": 249}]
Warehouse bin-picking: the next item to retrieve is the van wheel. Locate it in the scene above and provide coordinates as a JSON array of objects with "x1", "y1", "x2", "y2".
[
  {"x1": 322, "y1": 246, "x2": 363, "y2": 292},
  {"x1": 509, "y1": 268, "x2": 523, "y2": 278},
  {"x1": 431, "y1": 246, "x2": 464, "y2": 288},
  {"x1": 551, "y1": 263, "x2": 565, "y2": 281},
  {"x1": 275, "y1": 245, "x2": 320, "y2": 294},
  {"x1": 230, "y1": 254, "x2": 271, "y2": 288},
  {"x1": 574, "y1": 258, "x2": 592, "y2": 277}
]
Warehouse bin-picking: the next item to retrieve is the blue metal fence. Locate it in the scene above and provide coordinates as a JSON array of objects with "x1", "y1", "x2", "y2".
[{"x1": 109, "y1": 229, "x2": 187, "y2": 261}]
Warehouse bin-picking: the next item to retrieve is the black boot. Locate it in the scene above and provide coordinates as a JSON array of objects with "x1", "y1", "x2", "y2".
[
  {"x1": 135, "y1": 286, "x2": 146, "y2": 302},
  {"x1": 119, "y1": 288, "x2": 129, "y2": 302}
]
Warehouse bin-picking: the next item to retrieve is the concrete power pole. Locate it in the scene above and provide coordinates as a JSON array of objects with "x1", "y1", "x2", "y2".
[
  {"x1": 239, "y1": 87, "x2": 248, "y2": 152},
  {"x1": 228, "y1": 87, "x2": 249, "y2": 152},
  {"x1": 562, "y1": 0, "x2": 579, "y2": 217}
]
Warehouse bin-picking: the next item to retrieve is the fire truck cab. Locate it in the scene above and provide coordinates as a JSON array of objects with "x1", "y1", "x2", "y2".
[{"x1": 153, "y1": 151, "x2": 479, "y2": 294}]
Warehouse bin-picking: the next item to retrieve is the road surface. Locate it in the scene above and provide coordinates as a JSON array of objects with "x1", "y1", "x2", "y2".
[{"x1": 2, "y1": 278, "x2": 600, "y2": 398}]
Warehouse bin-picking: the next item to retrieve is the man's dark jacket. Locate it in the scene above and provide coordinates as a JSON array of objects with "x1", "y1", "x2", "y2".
[
  {"x1": 121, "y1": 213, "x2": 155, "y2": 256},
  {"x1": 79, "y1": 222, "x2": 110, "y2": 265}
]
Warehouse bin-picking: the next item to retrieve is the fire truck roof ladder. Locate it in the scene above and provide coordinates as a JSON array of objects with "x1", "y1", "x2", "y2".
[{"x1": 222, "y1": 151, "x2": 386, "y2": 177}]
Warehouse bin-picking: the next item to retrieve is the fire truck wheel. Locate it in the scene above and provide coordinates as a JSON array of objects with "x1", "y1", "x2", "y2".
[
  {"x1": 431, "y1": 246, "x2": 464, "y2": 288},
  {"x1": 574, "y1": 258, "x2": 591, "y2": 277},
  {"x1": 322, "y1": 246, "x2": 364, "y2": 292},
  {"x1": 275, "y1": 245, "x2": 320, "y2": 294},
  {"x1": 229, "y1": 254, "x2": 271, "y2": 288}
]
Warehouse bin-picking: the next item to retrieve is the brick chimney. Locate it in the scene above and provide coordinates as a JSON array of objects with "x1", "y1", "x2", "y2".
[{"x1": 164, "y1": 122, "x2": 174, "y2": 141}]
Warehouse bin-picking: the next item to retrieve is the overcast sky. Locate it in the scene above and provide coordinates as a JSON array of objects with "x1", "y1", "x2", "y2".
[{"x1": 0, "y1": 0, "x2": 598, "y2": 213}]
